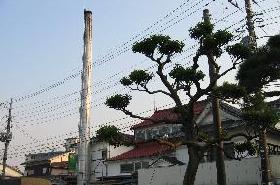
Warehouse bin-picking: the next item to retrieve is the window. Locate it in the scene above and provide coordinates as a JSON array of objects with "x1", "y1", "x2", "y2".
[
  {"x1": 120, "y1": 161, "x2": 150, "y2": 173},
  {"x1": 135, "y1": 162, "x2": 141, "y2": 171},
  {"x1": 101, "y1": 149, "x2": 107, "y2": 160},
  {"x1": 172, "y1": 125, "x2": 182, "y2": 135},
  {"x1": 159, "y1": 126, "x2": 170, "y2": 137},
  {"x1": 120, "y1": 164, "x2": 134, "y2": 173},
  {"x1": 135, "y1": 130, "x2": 145, "y2": 141},
  {"x1": 142, "y1": 161, "x2": 149, "y2": 169},
  {"x1": 42, "y1": 168, "x2": 47, "y2": 174},
  {"x1": 146, "y1": 129, "x2": 159, "y2": 140}
]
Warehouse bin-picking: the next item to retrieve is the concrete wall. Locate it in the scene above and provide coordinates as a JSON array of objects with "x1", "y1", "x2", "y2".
[
  {"x1": 106, "y1": 161, "x2": 125, "y2": 177},
  {"x1": 138, "y1": 156, "x2": 280, "y2": 185},
  {"x1": 271, "y1": 155, "x2": 280, "y2": 178}
]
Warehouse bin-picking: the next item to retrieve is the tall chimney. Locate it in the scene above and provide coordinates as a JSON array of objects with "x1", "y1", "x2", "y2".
[{"x1": 78, "y1": 9, "x2": 92, "y2": 185}]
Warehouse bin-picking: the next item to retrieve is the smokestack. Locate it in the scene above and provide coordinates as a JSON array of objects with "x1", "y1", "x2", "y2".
[{"x1": 78, "y1": 9, "x2": 92, "y2": 185}]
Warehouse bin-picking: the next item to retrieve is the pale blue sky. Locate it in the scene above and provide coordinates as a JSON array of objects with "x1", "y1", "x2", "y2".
[{"x1": 0, "y1": 0, "x2": 279, "y2": 168}]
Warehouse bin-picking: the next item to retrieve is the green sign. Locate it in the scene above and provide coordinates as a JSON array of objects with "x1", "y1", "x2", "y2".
[{"x1": 68, "y1": 154, "x2": 78, "y2": 171}]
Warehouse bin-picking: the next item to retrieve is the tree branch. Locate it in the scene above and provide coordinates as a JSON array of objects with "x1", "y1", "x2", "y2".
[
  {"x1": 129, "y1": 86, "x2": 172, "y2": 97},
  {"x1": 162, "y1": 54, "x2": 172, "y2": 65},
  {"x1": 156, "y1": 63, "x2": 183, "y2": 107},
  {"x1": 121, "y1": 108, "x2": 178, "y2": 125},
  {"x1": 218, "y1": 59, "x2": 242, "y2": 79}
]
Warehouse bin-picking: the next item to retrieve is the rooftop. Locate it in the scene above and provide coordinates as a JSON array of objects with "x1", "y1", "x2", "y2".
[
  {"x1": 109, "y1": 141, "x2": 173, "y2": 161},
  {"x1": 131, "y1": 100, "x2": 208, "y2": 129}
]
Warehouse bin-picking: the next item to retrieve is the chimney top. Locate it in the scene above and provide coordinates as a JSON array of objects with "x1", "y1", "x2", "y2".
[{"x1": 84, "y1": 9, "x2": 92, "y2": 14}]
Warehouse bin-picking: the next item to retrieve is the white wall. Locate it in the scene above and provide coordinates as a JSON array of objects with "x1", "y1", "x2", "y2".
[
  {"x1": 138, "y1": 156, "x2": 280, "y2": 185},
  {"x1": 175, "y1": 146, "x2": 188, "y2": 164},
  {"x1": 270, "y1": 155, "x2": 280, "y2": 178},
  {"x1": 198, "y1": 107, "x2": 240, "y2": 126},
  {"x1": 107, "y1": 158, "x2": 153, "y2": 177},
  {"x1": 106, "y1": 161, "x2": 125, "y2": 177},
  {"x1": 89, "y1": 141, "x2": 133, "y2": 182}
]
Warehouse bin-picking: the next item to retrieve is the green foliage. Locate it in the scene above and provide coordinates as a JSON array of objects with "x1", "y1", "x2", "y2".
[
  {"x1": 105, "y1": 94, "x2": 131, "y2": 110},
  {"x1": 234, "y1": 141, "x2": 256, "y2": 156},
  {"x1": 242, "y1": 93, "x2": 279, "y2": 129},
  {"x1": 169, "y1": 64, "x2": 205, "y2": 83},
  {"x1": 96, "y1": 125, "x2": 120, "y2": 142},
  {"x1": 190, "y1": 21, "x2": 233, "y2": 57},
  {"x1": 120, "y1": 70, "x2": 153, "y2": 87},
  {"x1": 267, "y1": 34, "x2": 280, "y2": 48},
  {"x1": 132, "y1": 35, "x2": 184, "y2": 57},
  {"x1": 226, "y1": 43, "x2": 252, "y2": 59},
  {"x1": 189, "y1": 21, "x2": 214, "y2": 39},
  {"x1": 237, "y1": 34, "x2": 280, "y2": 93},
  {"x1": 120, "y1": 77, "x2": 133, "y2": 86},
  {"x1": 213, "y1": 30, "x2": 233, "y2": 46},
  {"x1": 243, "y1": 110, "x2": 279, "y2": 129},
  {"x1": 214, "y1": 82, "x2": 246, "y2": 100},
  {"x1": 96, "y1": 125, "x2": 132, "y2": 147}
]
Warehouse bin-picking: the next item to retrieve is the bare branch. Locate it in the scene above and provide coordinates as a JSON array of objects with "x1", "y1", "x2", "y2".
[
  {"x1": 129, "y1": 86, "x2": 172, "y2": 97},
  {"x1": 156, "y1": 53, "x2": 165, "y2": 62},
  {"x1": 218, "y1": 59, "x2": 242, "y2": 79},
  {"x1": 156, "y1": 63, "x2": 183, "y2": 107},
  {"x1": 162, "y1": 54, "x2": 172, "y2": 65},
  {"x1": 121, "y1": 108, "x2": 157, "y2": 122}
]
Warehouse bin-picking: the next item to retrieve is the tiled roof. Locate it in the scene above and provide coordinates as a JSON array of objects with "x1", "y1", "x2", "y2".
[
  {"x1": 131, "y1": 100, "x2": 208, "y2": 129},
  {"x1": 109, "y1": 141, "x2": 173, "y2": 161},
  {"x1": 220, "y1": 102, "x2": 242, "y2": 118}
]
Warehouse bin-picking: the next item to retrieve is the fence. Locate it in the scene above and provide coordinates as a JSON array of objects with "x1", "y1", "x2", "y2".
[{"x1": 138, "y1": 156, "x2": 280, "y2": 185}]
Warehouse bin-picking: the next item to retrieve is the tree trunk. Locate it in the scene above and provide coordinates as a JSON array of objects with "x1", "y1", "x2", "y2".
[
  {"x1": 183, "y1": 146, "x2": 201, "y2": 185},
  {"x1": 259, "y1": 129, "x2": 271, "y2": 185}
]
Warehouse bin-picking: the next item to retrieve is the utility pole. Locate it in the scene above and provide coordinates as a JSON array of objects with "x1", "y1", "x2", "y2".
[
  {"x1": 203, "y1": 9, "x2": 226, "y2": 185},
  {"x1": 2, "y1": 99, "x2": 12, "y2": 179},
  {"x1": 78, "y1": 10, "x2": 93, "y2": 185},
  {"x1": 244, "y1": 0, "x2": 257, "y2": 49},
  {"x1": 243, "y1": 1, "x2": 270, "y2": 184}
]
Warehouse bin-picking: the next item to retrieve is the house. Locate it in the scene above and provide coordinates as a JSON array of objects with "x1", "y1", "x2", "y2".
[
  {"x1": 22, "y1": 151, "x2": 71, "y2": 177},
  {"x1": 88, "y1": 134, "x2": 134, "y2": 184},
  {"x1": 103, "y1": 99, "x2": 280, "y2": 182}
]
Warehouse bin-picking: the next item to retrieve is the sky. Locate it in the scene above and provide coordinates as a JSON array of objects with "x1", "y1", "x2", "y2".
[{"x1": 0, "y1": 0, "x2": 279, "y2": 169}]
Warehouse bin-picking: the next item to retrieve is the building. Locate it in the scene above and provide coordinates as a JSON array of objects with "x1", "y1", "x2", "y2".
[
  {"x1": 64, "y1": 137, "x2": 79, "y2": 153},
  {"x1": 102, "y1": 99, "x2": 280, "y2": 183},
  {"x1": 22, "y1": 151, "x2": 71, "y2": 177},
  {"x1": 88, "y1": 135, "x2": 134, "y2": 184}
]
